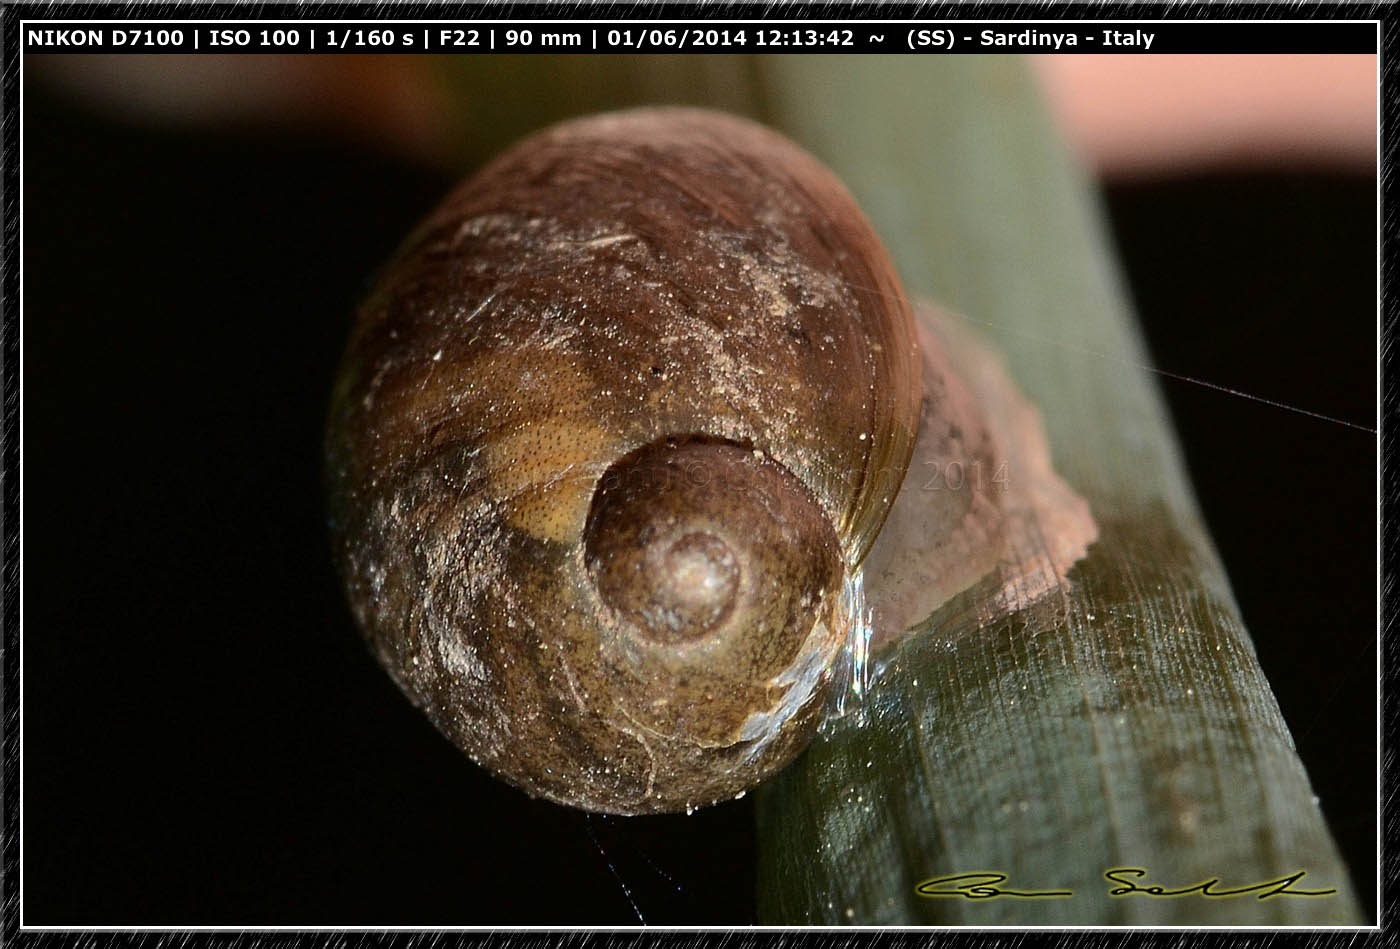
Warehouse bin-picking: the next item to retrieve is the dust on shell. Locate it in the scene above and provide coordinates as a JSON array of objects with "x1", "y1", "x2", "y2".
[
  {"x1": 326, "y1": 109, "x2": 1097, "y2": 815},
  {"x1": 325, "y1": 108, "x2": 924, "y2": 814}
]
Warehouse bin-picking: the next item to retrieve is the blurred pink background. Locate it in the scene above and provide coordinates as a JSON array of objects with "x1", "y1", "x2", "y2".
[
  {"x1": 1032, "y1": 54, "x2": 1376, "y2": 175},
  {"x1": 29, "y1": 53, "x2": 1377, "y2": 178}
]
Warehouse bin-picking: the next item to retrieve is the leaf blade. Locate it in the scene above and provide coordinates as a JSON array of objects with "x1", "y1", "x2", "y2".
[{"x1": 750, "y1": 54, "x2": 1361, "y2": 925}]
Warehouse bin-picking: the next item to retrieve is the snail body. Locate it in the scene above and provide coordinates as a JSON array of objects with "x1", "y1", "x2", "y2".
[{"x1": 326, "y1": 108, "x2": 1094, "y2": 814}]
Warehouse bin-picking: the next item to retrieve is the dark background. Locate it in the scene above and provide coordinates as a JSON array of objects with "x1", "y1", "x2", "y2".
[{"x1": 22, "y1": 87, "x2": 1376, "y2": 924}]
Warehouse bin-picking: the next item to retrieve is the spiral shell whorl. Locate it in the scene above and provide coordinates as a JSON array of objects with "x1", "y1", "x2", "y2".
[{"x1": 327, "y1": 108, "x2": 921, "y2": 813}]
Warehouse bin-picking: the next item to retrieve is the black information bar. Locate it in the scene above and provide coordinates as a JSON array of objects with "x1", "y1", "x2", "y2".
[{"x1": 20, "y1": 20, "x2": 1379, "y2": 55}]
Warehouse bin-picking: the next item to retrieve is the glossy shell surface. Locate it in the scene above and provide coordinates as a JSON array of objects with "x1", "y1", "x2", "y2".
[{"x1": 326, "y1": 109, "x2": 923, "y2": 814}]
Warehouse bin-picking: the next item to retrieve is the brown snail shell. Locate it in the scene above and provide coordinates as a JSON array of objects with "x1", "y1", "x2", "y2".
[{"x1": 325, "y1": 107, "x2": 1094, "y2": 815}]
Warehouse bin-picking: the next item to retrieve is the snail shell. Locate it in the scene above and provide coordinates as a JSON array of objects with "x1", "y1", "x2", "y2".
[{"x1": 326, "y1": 108, "x2": 1093, "y2": 815}]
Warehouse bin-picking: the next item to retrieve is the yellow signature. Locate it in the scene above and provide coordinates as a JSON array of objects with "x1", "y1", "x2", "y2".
[{"x1": 915, "y1": 868, "x2": 1336, "y2": 901}]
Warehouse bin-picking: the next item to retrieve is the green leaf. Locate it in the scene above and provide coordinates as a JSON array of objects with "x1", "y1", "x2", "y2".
[
  {"x1": 433, "y1": 53, "x2": 1361, "y2": 924},
  {"x1": 749, "y1": 55, "x2": 1360, "y2": 925}
]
